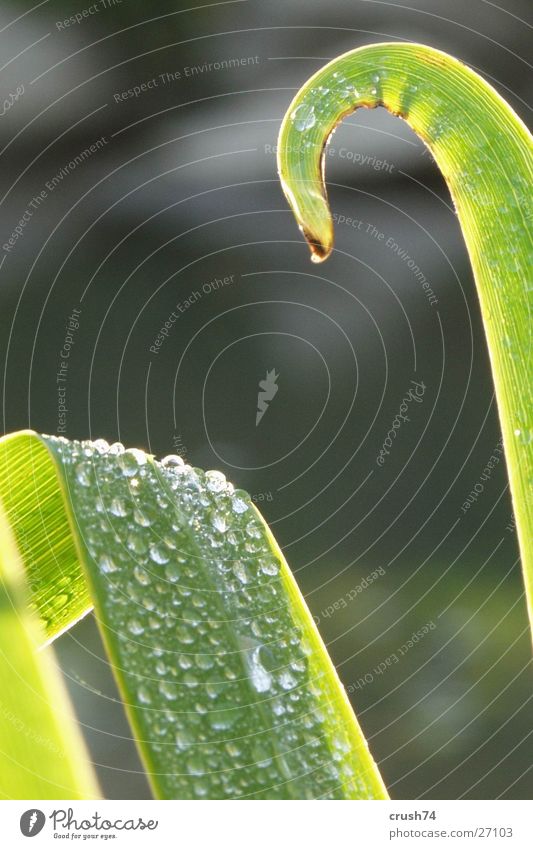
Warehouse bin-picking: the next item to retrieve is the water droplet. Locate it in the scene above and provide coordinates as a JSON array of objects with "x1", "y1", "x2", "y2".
[
  {"x1": 232, "y1": 491, "x2": 249, "y2": 514},
  {"x1": 92, "y1": 438, "x2": 110, "y2": 454},
  {"x1": 99, "y1": 554, "x2": 119, "y2": 574},
  {"x1": 191, "y1": 593, "x2": 206, "y2": 610},
  {"x1": 244, "y1": 645, "x2": 272, "y2": 693},
  {"x1": 178, "y1": 654, "x2": 193, "y2": 670},
  {"x1": 196, "y1": 653, "x2": 215, "y2": 671},
  {"x1": 75, "y1": 462, "x2": 92, "y2": 487},
  {"x1": 49, "y1": 593, "x2": 70, "y2": 611},
  {"x1": 205, "y1": 470, "x2": 227, "y2": 493},
  {"x1": 279, "y1": 670, "x2": 297, "y2": 690},
  {"x1": 165, "y1": 561, "x2": 181, "y2": 582},
  {"x1": 159, "y1": 680, "x2": 178, "y2": 700},
  {"x1": 134, "y1": 565, "x2": 152, "y2": 586},
  {"x1": 108, "y1": 442, "x2": 125, "y2": 455},
  {"x1": 119, "y1": 448, "x2": 147, "y2": 477},
  {"x1": 127, "y1": 619, "x2": 145, "y2": 636},
  {"x1": 210, "y1": 510, "x2": 227, "y2": 533},
  {"x1": 110, "y1": 497, "x2": 128, "y2": 517},
  {"x1": 260, "y1": 557, "x2": 279, "y2": 577},
  {"x1": 291, "y1": 103, "x2": 316, "y2": 132},
  {"x1": 209, "y1": 709, "x2": 236, "y2": 731},
  {"x1": 233, "y1": 562, "x2": 249, "y2": 584},
  {"x1": 175, "y1": 730, "x2": 193, "y2": 751},
  {"x1": 186, "y1": 755, "x2": 204, "y2": 775},
  {"x1": 272, "y1": 699, "x2": 286, "y2": 716},
  {"x1": 161, "y1": 454, "x2": 185, "y2": 468},
  {"x1": 127, "y1": 532, "x2": 148, "y2": 555},
  {"x1": 193, "y1": 778, "x2": 209, "y2": 797},
  {"x1": 149, "y1": 544, "x2": 170, "y2": 565},
  {"x1": 252, "y1": 741, "x2": 273, "y2": 768},
  {"x1": 175, "y1": 624, "x2": 195, "y2": 645},
  {"x1": 133, "y1": 507, "x2": 152, "y2": 527},
  {"x1": 137, "y1": 685, "x2": 152, "y2": 704},
  {"x1": 246, "y1": 521, "x2": 262, "y2": 540}
]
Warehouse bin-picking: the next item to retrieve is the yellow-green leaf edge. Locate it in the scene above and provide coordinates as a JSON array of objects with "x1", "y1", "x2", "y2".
[{"x1": 0, "y1": 497, "x2": 99, "y2": 799}]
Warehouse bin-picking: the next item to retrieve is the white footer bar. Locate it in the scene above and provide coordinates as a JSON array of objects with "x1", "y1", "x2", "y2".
[{"x1": 1, "y1": 799, "x2": 530, "y2": 848}]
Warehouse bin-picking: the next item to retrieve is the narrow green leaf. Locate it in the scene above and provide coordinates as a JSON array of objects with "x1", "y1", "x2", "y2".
[
  {"x1": 277, "y1": 42, "x2": 533, "y2": 629},
  {"x1": 0, "y1": 431, "x2": 387, "y2": 799},
  {"x1": 0, "y1": 498, "x2": 99, "y2": 799},
  {"x1": 0, "y1": 431, "x2": 90, "y2": 642}
]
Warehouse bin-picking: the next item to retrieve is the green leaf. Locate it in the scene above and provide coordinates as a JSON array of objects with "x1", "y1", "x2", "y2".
[
  {"x1": 277, "y1": 42, "x2": 533, "y2": 630},
  {"x1": 0, "y1": 431, "x2": 387, "y2": 800},
  {"x1": 0, "y1": 432, "x2": 91, "y2": 642},
  {"x1": 0, "y1": 496, "x2": 99, "y2": 799}
]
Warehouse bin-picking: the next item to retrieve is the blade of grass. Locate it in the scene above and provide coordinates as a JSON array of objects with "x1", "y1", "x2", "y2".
[
  {"x1": 277, "y1": 42, "x2": 533, "y2": 629},
  {"x1": 0, "y1": 499, "x2": 99, "y2": 799},
  {"x1": 0, "y1": 430, "x2": 387, "y2": 800},
  {"x1": 0, "y1": 431, "x2": 90, "y2": 642}
]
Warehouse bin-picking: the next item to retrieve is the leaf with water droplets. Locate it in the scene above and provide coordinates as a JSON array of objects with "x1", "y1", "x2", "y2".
[{"x1": 0, "y1": 430, "x2": 387, "y2": 800}]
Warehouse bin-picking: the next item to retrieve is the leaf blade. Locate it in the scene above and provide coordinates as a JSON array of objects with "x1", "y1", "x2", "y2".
[
  {"x1": 0, "y1": 431, "x2": 387, "y2": 800},
  {"x1": 277, "y1": 42, "x2": 533, "y2": 631},
  {"x1": 0, "y1": 430, "x2": 90, "y2": 641},
  {"x1": 0, "y1": 497, "x2": 99, "y2": 800}
]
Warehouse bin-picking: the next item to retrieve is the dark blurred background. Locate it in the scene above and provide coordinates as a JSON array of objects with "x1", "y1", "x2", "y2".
[{"x1": 1, "y1": 0, "x2": 531, "y2": 799}]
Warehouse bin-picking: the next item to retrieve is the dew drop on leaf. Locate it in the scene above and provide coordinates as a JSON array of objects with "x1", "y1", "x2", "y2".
[
  {"x1": 137, "y1": 685, "x2": 152, "y2": 705},
  {"x1": 291, "y1": 103, "x2": 316, "y2": 131},
  {"x1": 119, "y1": 449, "x2": 147, "y2": 477},
  {"x1": 75, "y1": 462, "x2": 92, "y2": 487},
  {"x1": 159, "y1": 681, "x2": 178, "y2": 701},
  {"x1": 149, "y1": 544, "x2": 170, "y2": 565},
  {"x1": 127, "y1": 619, "x2": 145, "y2": 636},
  {"x1": 99, "y1": 553, "x2": 119, "y2": 574}
]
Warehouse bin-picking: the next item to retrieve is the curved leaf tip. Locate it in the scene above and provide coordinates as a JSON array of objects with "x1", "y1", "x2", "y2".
[
  {"x1": 277, "y1": 41, "x2": 533, "y2": 636},
  {"x1": 277, "y1": 42, "x2": 533, "y2": 263}
]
